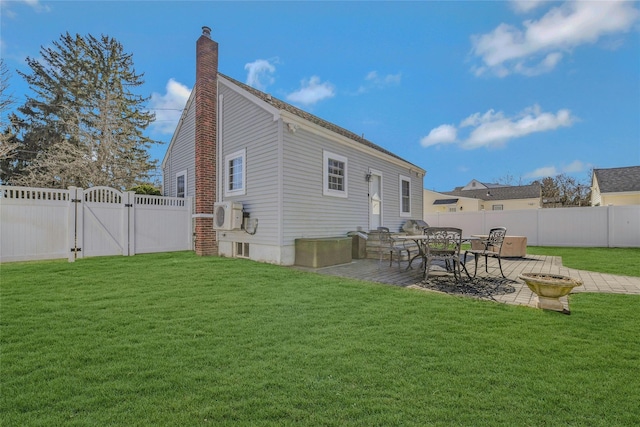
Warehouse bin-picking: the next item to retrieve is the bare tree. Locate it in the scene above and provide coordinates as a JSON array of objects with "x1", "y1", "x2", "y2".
[
  {"x1": 538, "y1": 173, "x2": 591, "y2": 207},
  {"x1": 0, "y1": 60, "x2": 19, "y2": 166}
]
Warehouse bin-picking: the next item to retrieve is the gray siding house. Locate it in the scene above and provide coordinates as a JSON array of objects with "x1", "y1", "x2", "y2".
[{"x1": 162, "y1": 27, "x2": 425, "y2": 265}]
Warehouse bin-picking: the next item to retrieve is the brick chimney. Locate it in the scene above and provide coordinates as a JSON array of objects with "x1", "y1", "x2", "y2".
[{"x1": 194, "y1": 26, "x2": 218, "y2": 256}]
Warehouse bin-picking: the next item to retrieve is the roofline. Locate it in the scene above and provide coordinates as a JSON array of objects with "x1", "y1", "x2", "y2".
[
  {"x1": 219, "y1": 73, "x2": 425, "y2": 175},
  {"x1": 161, "y1": 73, "x2": 427, "y2": 177},
  {"x1": 161, "y1": 88, "x2": 196, "y2": 170}
]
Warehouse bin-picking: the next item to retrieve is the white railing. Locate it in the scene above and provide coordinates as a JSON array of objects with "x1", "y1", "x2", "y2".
[{"x1": 424, "y1": 205, "x2": 640, "y2": 248}]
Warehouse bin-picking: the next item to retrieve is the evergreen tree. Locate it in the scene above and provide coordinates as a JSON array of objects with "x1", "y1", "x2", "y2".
[{"x1": 6, "y1": 33, "x2": 158, "y2": 189}]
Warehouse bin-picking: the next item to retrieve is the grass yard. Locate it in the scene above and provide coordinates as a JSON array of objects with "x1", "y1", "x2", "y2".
[
  {"x1": 2, "y1": 252, "x2": 639, "y2": 426},
  {"x1": 526, "y1": 246, "x2": 640, "y2": 277}
]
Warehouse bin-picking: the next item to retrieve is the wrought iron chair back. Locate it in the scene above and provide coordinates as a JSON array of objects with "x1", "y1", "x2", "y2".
[{"x1": 421, "y1": 227, "x2": 463, "y2": 282}]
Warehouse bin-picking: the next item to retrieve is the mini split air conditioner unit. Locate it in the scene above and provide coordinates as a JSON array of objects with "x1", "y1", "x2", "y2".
[{"x1": 213, "y1": 201, "x2": 243, "y2": 231}]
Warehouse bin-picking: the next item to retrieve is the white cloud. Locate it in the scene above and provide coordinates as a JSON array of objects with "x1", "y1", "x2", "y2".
[
  {"x1": 244, "y1": 59, "x2": 276, "y2": 91},
  {"x1": 524, "y1": 166, "x2": 559, "y2": 178},
  {"x1": 524, "y1": 159, "x2": 590, "y2": 178},
  {"x1": 0, "y1": 0, "x2": 50, "y2": 18},
  {"x1": 149, "y1": 79, "x2": 192, "y2": 135},
  {"x1": 15, "y1": 0, "x2": 50, "y2": 12},
  {"x1": 420, "y1": 104, "x2": 575, "y2": 150},
  {"x1": 419, "y1": 124, "x2": 457, "y2": 147},
  {"x1": 509, "y1": 0, "x2": 550, "y2": 14},
  {"x1": 356, "y1": 71, "x2": 402, "y2": 94},
  {"x1": 463, "y1": 105, "x2": 574, "y2": 149},
  {"x1": 286, "y1": 76, "x2": 335, "y2": 106},
  {"x1": 563, "y1": 159, "x2": 588, "y2": 173},
  {"x1": 472, "y1": 1, "x2": 640, "y2": 77}
]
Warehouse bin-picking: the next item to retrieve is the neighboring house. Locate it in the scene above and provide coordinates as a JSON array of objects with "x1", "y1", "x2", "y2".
[
  {"x1": 162, "y1": 27, "x2": 425, "y2": 265},
  {"x1": 424, "y1": 179, "x2": 541, "y2": 213},
  {"x1": 591, "y1": 166, "x2": 640, "y2": 206}
]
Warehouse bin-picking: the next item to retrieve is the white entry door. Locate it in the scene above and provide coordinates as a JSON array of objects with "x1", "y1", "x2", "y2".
[{"x1": 369, "y1": 173, "x2": 382, "y2": 230}]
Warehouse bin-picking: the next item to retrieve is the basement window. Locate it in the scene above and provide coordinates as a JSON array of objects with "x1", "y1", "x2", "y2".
[{"x1": 235, "y1": 242, "x2": 250, "y2": 258}]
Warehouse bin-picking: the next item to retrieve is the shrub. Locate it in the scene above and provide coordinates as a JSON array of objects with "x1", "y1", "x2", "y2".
[{"x1": 128, "y1": 184, "x2": 161, "y2": 195}]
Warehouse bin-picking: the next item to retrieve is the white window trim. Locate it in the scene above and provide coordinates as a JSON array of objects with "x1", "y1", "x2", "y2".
[
  {"x1": 176, "y1": 170, "x2": 187, "y2": 198},
  {"x1": 399, "y1": 174, "x2": 411, "y2": 217},
  {"x1": 224, "y1": 148, "x2": 246, "y2": 197},
  {"x1": 323, "y1": 150, "x2": 348, "y2": 198}
]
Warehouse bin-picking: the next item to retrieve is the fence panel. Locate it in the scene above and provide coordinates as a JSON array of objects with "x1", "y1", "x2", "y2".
[
  {"x1": 537, "y1": 207, "x2": 609, "y2": 246},
  {"x1": 133, "y1": 195, "x2": 193, "y2": 254},
  {"x1": 425, "y1": 205, "x2": 640, "y2": 247},
  {"x1": 610, "y1": 205, "x2": 640, "y2": 247},
  {"x1": 0, "y1": 186, "x2": 71, "y2": 262}
]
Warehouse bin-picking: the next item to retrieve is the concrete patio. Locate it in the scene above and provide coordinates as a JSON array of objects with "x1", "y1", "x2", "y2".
[{"x1": 293, "y1": 255, "x2": 640, "y2": 310}]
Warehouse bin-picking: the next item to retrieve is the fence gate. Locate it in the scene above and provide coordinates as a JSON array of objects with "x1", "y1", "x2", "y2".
[
  {"x1": 70, "y1": 186, "x2": 134, "y2": 260},
  {"x1": 0, "y1": 185, "x2": 192, "y2": 263}
]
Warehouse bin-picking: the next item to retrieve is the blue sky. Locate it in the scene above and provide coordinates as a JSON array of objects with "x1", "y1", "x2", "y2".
[{"x1": 1, "y1": 0, "x2": 638, "y2": 191}]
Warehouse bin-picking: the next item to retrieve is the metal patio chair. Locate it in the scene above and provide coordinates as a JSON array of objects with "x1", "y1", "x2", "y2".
[
  {"x1": 463, "y1": 227, "x2": 507, "y2": 278},
  {"x1": 377, "y1": 227, "x2": 415, "y2": 270},
  {"x1": 422, "y1": 227, "x2": 463, "y2": 282}
]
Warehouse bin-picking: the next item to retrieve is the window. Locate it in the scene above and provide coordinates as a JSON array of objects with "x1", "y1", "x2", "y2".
[
  {"x1": 492, "y1": 204, "x2": 504, "y2": 211},
  {"x1": 235, "y1": 242, "x2": 250, "y2": 258},
  {"x1": 225, "y1": 149, "x2": 246, "y2": 196},
  {"x1": 323, "y1": 151, "x2": 348, "y2": 198},
  {"x1": 399, "y1": 175, "x2": 411, "y2": 217},
  {"x1": 176, "y1": 170, "x2": 187, "y2": 198}
]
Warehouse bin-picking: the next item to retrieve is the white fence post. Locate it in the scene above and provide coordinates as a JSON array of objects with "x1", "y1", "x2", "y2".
[
  {"x1": 126, "y1": 191, "x2": 136, "y2": 256},
  {"x1": 67, "y1": 186, "x2": 76, "y2": 262},
  {"x1": 67, "y1": 186, "x2": 84, "y2": 262}
]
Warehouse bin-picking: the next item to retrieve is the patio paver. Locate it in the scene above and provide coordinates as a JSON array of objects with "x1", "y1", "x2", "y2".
[{"x1": 293, "y1": 255, "x2": 640, "y2": 310}]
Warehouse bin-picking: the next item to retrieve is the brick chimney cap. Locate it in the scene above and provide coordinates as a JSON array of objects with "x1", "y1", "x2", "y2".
[{"x1": 202, "y1": 26, "x2": 211, "y2": 38}]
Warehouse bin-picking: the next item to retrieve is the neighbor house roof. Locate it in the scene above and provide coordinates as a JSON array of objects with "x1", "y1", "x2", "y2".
[
  {"x1": 219, "y1": 73, "x2": 424, "y2": 172},
  {"x1": 442, "y1": 183, "x2": 541, "y2": 201},
  {"x1": 593, "y1": 166, "x2": 640, "y2": 193}
]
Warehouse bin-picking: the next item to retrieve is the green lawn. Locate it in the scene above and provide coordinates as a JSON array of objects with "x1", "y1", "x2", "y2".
[
  {"x1": 526, "y1": 246, "x2": 640, "y2": 277},
  {"x1": 2, "y1": 252, "x2": 639, "y2": 426}
]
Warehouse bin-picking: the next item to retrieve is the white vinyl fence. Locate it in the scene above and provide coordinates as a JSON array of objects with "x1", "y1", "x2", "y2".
[
  {"x1": 424, "y1": 205, "x2": 640, "y2": 248},
  {"x1": 1, "y1": 186, "x2": 193, "y2": 263}
]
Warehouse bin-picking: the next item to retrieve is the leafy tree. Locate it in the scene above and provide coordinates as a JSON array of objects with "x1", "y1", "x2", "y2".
[{"x1": 5, "y1": 33, "x2": 158, "y2": 189}]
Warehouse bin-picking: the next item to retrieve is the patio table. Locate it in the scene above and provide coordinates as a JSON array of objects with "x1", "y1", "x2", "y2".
[
  {"x1": 395, "y1": 235, "x2": 429, "y2": 270},
  {"x1": 397, "y1": 234, "x2": 480, "y2": 277}
]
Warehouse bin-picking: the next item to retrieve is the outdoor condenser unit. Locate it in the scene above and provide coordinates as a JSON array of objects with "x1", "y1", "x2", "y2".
[{"x1": 213, "y1": 201, "x2": 243, "y2": 231}]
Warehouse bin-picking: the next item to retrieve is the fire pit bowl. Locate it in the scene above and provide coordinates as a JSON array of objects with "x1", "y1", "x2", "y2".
[{"x1": 519, "y1": 272, "x2": 583, "y2": 314}]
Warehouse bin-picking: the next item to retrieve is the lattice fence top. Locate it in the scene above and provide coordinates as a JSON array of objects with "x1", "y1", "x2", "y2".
[
  {"x1": 0, "y1": 186, "x2": 70, "y2": 201},
  {"x1": 135, "y1": 195, "x2": 187, "y2": 207}
]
